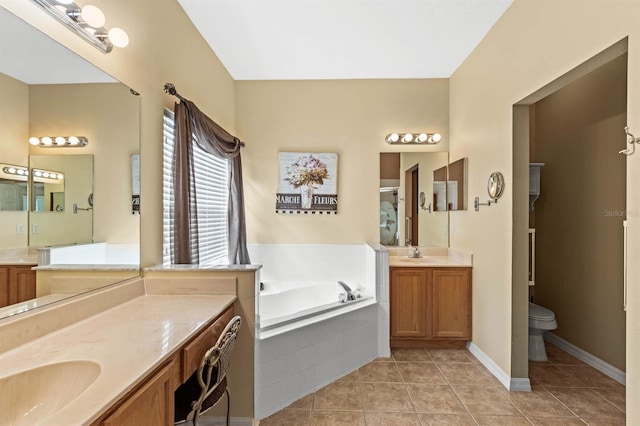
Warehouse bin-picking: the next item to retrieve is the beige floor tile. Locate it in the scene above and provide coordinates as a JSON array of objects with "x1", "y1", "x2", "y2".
[
  {"x1": 505, "y1": 386, "x2": 575, "y2": 418},
  {"x1": 337, "y1": 368, "x2": 360, "y2": 382},
  {"x1": 429, "y1": 348, "x2": 476, "y2": 363},
  {"x1": 438, "y1": 362, "x2": 500, "y2": 385},
  {"x1": 364, "y1": 411, "x2": 421, "y2": 425},
  {"x1": 563, "y1": 366, "x2": 624, "y2": 388},
  {"x1": 313, "y1": 381, "x2": 363, "y2": 411},
  {"x1": 417, "y1": 413, "x2": 476, "y2": 425},
  {"x1": 311, "y1": 410, "x2": 365, "y2": 426},
  {"x1": 259, "y1": 409, "x2": 311, "y2": 426},
  {"x1": 392, "y1": 347, "x2": 432, "y2": 362},
  {"x1": 592, "y1": 388, "x2": 626, "y2": 413},
  {"x1": 528, "y1": 363, "x2": 585, "y2": 387},
  {"x1": 546, "y1": 387, "x2": 625, "y2": 419},
  {"x1": 406, "y1": 383, "x2": 466, "y2": 414},
  {"x1": 357, "y1": 361, "x2": 403, "y2": 383},
  {"x1": 582, "y1": 418, "x2": 626, "y2": 425},
  {"x1": 545, "y1": 345, "x2": 585, "y2": 366},
  {"x1": 528, "y1": 417, "x2": 586, "y2": 425},
  {"x1": 473, "y1": 415, "x2": 532, "y2": 425},
  {"x1": 360, "y1": 383, "x2": 414, "y2": 412},
  {"x1": 452, "y1": 385, "x2": 519, "y2": 416},
  {"x1": 285, "y1": 393, "x2": 313, "y2": 410},
  {"x1": 397, "y1": 362, "x2": 447, "y2": 384}
]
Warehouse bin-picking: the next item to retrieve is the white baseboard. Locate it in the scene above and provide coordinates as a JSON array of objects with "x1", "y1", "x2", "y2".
[
  {"x1": 467, "y1": 342, "x2": 532, "y2": 392},
  {"x1": 544, "y1": 332, "x2": 626, "y2": 385},
  {"x1": 197, "y1": 417, "x2": 255, "y2": 426}
]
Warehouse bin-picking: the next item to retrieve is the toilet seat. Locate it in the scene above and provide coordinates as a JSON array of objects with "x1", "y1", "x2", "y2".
[{"x1": 528, "y1": 302, "x2": 557, "y2": 330}]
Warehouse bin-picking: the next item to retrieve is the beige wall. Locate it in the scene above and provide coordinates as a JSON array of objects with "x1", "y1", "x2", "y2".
[
  {"x1": 29, "y1": 83, "x2": 140, "y2": 244},
  {"x1": 0, "y1": 72, "x2": 29, "y2": 248},
  {"x1": 0, "y1": 0, "x2": 236, "y2": 266},
  {"x1": 236, "y1": 79, "x2": 449, "y2": 244},
  {"x1": 449, "y1": 0, "x2": 640, "y2": 417},
  {"x1": 532, "y1": 54, "x2": 627, "y2": 370}
]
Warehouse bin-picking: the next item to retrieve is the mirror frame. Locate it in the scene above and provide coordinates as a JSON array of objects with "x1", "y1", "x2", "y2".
[{"x1": 487, "y1": 171, "x2": 505, "y2": 201}]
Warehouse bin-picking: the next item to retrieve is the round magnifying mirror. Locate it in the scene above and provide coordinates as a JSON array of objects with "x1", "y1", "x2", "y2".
[
  {"x1": 487, "y1": 172, "x2": 505, "y2": 201},
  {"x1": 419, "y1": 191, "x2": 426, "y2": 209}
]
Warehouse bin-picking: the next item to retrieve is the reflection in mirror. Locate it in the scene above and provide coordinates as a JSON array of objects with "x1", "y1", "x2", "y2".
[
  {"x1": 30, "y1": 155, "x2": 93, "y2": 245},
  {"x1": 380, "y1": 152, "x2": 449, "y2": 247},
  {"x1": 0, "y1": 164, "x2": 29, "y2": 211},
  {"x1": 433, "y1": 166, "x2": 447, "y2": 212},
  {"x1": 32, "y1": 166, "x2": 65, "y2": 212},
  {"x1": 448, "y1": 157, "x2": 468, "y2": 211},
  {"x1": 0, "y1": 6, "x2": 140, "y2": 320}
]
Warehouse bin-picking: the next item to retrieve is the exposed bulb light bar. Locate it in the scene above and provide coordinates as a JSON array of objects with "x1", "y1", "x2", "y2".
[
  {"x1": 29, "y1": 136, "x2": 89, "y2": 148},
  {"x1": 32, "y1": 168, "x2": 65, "y2": 182},
  {"x1": 29, "y1": 0, "x2": 129, "y2": 53},
  {"x1": 1, "y1": 164, "x2": 29, "y2": 181},
  {"x1": 385, "y1": 132, "x2": 442, "y2": 145}
]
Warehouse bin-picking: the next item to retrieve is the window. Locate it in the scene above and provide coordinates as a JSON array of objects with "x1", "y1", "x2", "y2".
[{"x1": 163, "y1": 109, "x2": 229, "y2": 265}]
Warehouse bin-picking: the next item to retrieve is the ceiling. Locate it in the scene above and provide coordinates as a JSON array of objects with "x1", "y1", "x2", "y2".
[
  {"x1": 177, "y1": 0, "x2": 514, "y2": 80},
  {"x1": 0, "y1": 6, "x2": 115, "y2": 85}
]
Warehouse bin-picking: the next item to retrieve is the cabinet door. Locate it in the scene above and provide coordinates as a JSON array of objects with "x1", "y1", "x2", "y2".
[
  {"x1": 102, "y1": 362, "x2": 174, "y2": 426},
  {"x1": 0, "y1": 267, "x2": 9, "y2": 308},
  {"x1": 10, "y1": 266, "x2": 36, "y2": 304},
  {"x1": 431, "y1": 268, "x2": 471, "y2": 338},
  {"x1": 390, "y1": 268, "x2": 429, "y2": 338}
]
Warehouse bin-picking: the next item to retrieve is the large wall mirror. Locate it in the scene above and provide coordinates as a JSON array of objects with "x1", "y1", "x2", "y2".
[
  {"x1": 380, "y1": 152, "x2": 449, "y2": 247},
  {"x1": 0, "y1": 6, "x2": 141, "y2": 320}
]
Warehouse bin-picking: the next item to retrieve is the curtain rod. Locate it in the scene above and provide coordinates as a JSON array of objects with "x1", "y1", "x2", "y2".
[
  {"x1": 163, "y1": 83, "x2": 187, "y2": 103},
  {"x1": 163, "y1": 83, "x2": 246, "y2": 148}
]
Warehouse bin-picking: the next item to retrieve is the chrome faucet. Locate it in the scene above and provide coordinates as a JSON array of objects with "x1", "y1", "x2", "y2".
[
  {"x1": 408, "y1": 246, "x2": 422, "y2": 258},
  {"x1": 337, "y1": 281, "x2": 358, "y2": 302}
]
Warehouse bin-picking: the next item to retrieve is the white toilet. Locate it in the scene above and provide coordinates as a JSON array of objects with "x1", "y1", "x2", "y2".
[{"x1": 528, "y1": 302, "x2": 558, "y2": 362}]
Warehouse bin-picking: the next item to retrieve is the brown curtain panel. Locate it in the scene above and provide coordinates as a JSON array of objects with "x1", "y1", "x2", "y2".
[{"x1": 172, "y1": 100, "x2": 250, "y2": 265}]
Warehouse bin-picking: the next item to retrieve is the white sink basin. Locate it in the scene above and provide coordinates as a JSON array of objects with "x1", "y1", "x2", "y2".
[{"x1": 0, "y1": 360, "x2": 101, "y2": 425}]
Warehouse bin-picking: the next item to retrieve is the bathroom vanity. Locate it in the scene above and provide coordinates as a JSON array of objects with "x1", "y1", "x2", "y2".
[
  {"x1": 388, "y1": 248, "x2": 472, "y2": 348},
  {"x1": 0, "y1": 264, "x2": 36, "y2": 308}
]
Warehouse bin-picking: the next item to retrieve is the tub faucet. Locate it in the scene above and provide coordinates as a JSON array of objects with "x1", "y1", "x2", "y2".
[
  {"x1": 337, "y1": 281, "x2": 357, "y2": 302},
  {"x1": 408, "y1": 246, "x2": 422, "y2": 258}
]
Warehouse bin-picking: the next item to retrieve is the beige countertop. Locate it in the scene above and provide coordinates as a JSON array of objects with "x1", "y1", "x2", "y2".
[
  {"x1": 0, "y1": 293, "x2": 236, "y2": 425},
  {"x1": 387, "y1": 247, "x2": 473, "y2": 268},
  {"x1": 0, "y1": 255, "x2": 38, "y2": 266}
]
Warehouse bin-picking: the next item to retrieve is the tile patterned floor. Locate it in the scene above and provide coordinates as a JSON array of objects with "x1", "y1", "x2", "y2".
[{"x1": 259, "y1": 342, "x2": 625, "y2": 425}]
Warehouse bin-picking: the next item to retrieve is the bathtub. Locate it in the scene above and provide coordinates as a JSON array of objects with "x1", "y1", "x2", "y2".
[
  {"x1": 249, "y1": 244, "x2": 389, "y2": 419},
  {"x1": 259, "y1": 280, "x2": 376, "y2": 334}
]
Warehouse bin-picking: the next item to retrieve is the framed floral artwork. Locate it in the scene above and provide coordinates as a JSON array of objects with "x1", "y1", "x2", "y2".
[{"x1": 276, "y1": 152, "x2": 338, "y2": 214}]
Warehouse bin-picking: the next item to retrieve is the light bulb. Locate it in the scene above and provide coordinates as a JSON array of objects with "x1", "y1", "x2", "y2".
[
  {"x1": 56, "y1": 174, "x2": 64, "y2": 180},
  {"x1": 56, "y1": 0, "x2": 74, "y2": 4},
  {"x1": 42, "y1": 172, "x2": 50, "y2": 178},
  {"x1": 430, "y1": 133, "x2": 442, "y2": 143},
  {"x1": 8, "y1": 167, "x2": 16, "y2": 174},
  {"x1": 17, "y1": 169, "x2": 25, "y2": 175},
  {"x1": 55, "y1": 137, "x2": 66, "y2": 145},
  {"x1": 401, "y1": 133, "x2": 414, "y2": 143},
  {"x1": 81, "y1": 5, "x2": 105, "y2": 28},
  {"x1": 416, "y1": 133, "x2": 428, "y2": 143},
  {"x1": 108, "y1": 28, "x2": 129, "y2": 48},
  {"x1": 41, "y1": 137, "x2": 53, "y2": 146},
  {"x1": 68, "y1": 136, "x2": 79, "y2": 145},
  {"x1": 29, "y1": 137, "x2": 40, "y2": 146}
]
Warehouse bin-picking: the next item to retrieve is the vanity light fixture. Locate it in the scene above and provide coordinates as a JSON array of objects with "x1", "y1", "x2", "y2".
[
  {"x1": 1, "y1": 165, "x2": 29, "y2": 180},
  {"x1": 29, "y1": 136, "x2": 89, "y2": 148},
  {"x1": 32, "y1": 168, "x2": 65, "y2": 182},
  {"x1": 385, "y1": 132, "x2": 442, "y2": 145},
  {"x1": 29, "y1": 0, "x2": 129, "y2": 53}
]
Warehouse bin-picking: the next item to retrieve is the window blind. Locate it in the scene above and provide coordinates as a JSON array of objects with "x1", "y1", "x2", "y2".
[{"x1": 162, "y1": 109, "x2": 229, "y2": 265}]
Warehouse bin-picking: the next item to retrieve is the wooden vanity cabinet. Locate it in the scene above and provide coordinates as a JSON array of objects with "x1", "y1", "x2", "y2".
[
  {"x1": 390, "y1": 267, "x2": 471, "y2": 347},
  {"x1": 93, "y1": 304, "x2": 234, "y2": 426},
  {"x1": 0, "y1": 265, "x2": 36, "y2": 309}
]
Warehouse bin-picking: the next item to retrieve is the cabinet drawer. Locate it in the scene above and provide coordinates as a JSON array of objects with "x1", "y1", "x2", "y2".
[{"x1": 181, "y1": 305, "x2": 234, "y2": 383}]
